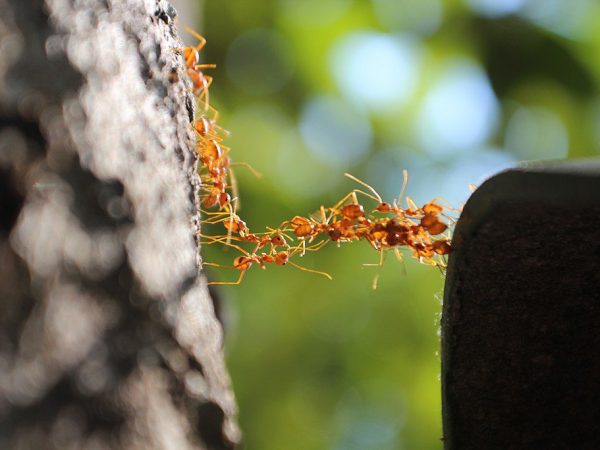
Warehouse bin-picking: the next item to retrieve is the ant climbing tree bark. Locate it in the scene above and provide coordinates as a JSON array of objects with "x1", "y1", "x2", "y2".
[{"x1": 0, "y1": 0, "x2": 240, "y2": 449}]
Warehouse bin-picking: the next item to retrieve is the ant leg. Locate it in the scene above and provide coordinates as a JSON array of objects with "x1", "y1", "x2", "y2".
[
  {"x1": 427, "y1": 195, "x2": 455, "y2": 210},
  {"x1": 196, "y1": 75, "x2": 213, "y2": 110},
  {"x1": 200, "y1": 217, "x2": 232, "y2": 225},
  {"x1": 362, "y1": 248, "x2": 386, "y2": 290},
  {"x1": 203, "y1": 261, "x2": 233, "y2": 269},
  {"x1": 405, "y1": 196, "x2": 419, "y2": 212},
  {"x1": 199, "y1": 236, "x2": 247, "y2": 249},
  {"x1": 287, "y1": 242, "x2": 307, "y2": 257},
  {"x1": 207, "y1": 270, "x2": 247, "y2": 286},
  {"x1": 303, "y1": 239, "x2": 329, "y2": 252},
  {"x1": 362, "y1": 249, "x2": 385, "y2": 267},
  {"x1": 319, "y1": 205, "x2": 329, "y2": 224},
  {"x1": 185, "y1": 27, "x2": 207, "y2": 53},
  {"x1": 230, "y1": 162, "x2": 262, "y2": 179},
  {"x1": 287, "y1": 261, "x2": 332, "y2": 280},
  {"x1": 371, "y1": 273, "x2": 381, "y2": 290},
  {"x1": 223, "y1": 205, "x2": 236, "y2": 246},
  {"x1": 344, "y1": 173, "x2": 383, "y2": 203},
  {"x1": 351, "y1": 188, "x2": 380, "y2": 204},
  {"x1": 277, "y1": 229, "x2": 295, "y2": 243},
  {"x1": 393, "y1": 247, "x2": 403, "y2": 262},
  {"x1": 199, "y1": 233, "x2": 251, "y2": 255},
  {"x1": 393, "y1": 248, "x2": 407, "y2": 276},
  {"x1": 329, "y1": 191, "x2": 360, "y2": 215},
  {"x1": 200, "y1": 207, "x2": 231, "y2": 216},
  {"x1": 397, "y1": 169, "x2": 408, "y2": 208},
  {"x1": 228, "y1": 167, "x2": 240, "y2": 211},
  {"x1": 198, "y1": 210, "x2": 231, "y2": 222},
  {"x1": 286, "y1": 239, "x2": 308, "y2": 257},
  {"x1": 199, "y1": 103, "x2": 220, "y2": 123},
  {"x1": 374, "y1": 248, "x2": 385, "y2": 289},
  {"x1": 436, "y1": 261, "x2": 447, "y2": 274}
]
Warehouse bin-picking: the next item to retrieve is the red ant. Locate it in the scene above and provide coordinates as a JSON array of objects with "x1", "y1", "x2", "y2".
[
  {"x1": 178, "y1": 27, "x2": 216, "y2": 108},
  {"x1": 203, "y1": 243, "x2": 332, "y2": 285}
]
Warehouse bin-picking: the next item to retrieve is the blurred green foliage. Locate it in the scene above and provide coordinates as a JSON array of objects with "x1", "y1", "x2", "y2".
[{"x1": 190, "y1": 0, "x2": 600, "y2": 448}]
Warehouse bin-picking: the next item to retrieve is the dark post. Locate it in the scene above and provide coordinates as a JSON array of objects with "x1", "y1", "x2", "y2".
[{"x1": 442, "y1": 162, "x2": 600, "y2": 449}]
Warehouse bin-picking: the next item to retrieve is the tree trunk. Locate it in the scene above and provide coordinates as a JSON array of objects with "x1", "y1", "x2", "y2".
[{"x1": 0, "y1": 0, "x2": 240, "y2": 448}]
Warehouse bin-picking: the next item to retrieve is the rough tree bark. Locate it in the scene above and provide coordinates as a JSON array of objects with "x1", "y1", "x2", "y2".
[{"x1": 0, "y1": 0, "x2": 240, "y2": 448}]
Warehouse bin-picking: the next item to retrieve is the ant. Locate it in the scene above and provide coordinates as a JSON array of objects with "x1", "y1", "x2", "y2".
[
  {"x1": 181, "y1": 28, "x2": 216, "y2": 107},
  {"x1": 203, "y1": 243, "x2": 332, "y2": 286}
]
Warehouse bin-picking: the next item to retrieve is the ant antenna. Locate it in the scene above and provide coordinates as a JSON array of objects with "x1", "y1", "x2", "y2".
[
  {"x1": 344, "y1": 173, "x2": 383, "y2": 203},
  {"x1": 207, "y1": 270, "x2": 247, "y2": 286},
  {"x1": 231, "y1": 162, "x2": 263, "y2": 179},
  {"x1": 288, "y1": 261, "x2": 333, "y2": 280},
  {"x1": 397, "y1": 169, "x2": 408, "y2": 207},
  {"x1": 184, "y1": 26, "x2": 207, "y2": 51}
]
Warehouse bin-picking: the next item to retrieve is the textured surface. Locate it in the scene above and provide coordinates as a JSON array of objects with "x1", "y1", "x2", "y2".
[
  {"x1": 0, "y1": 0, "x2": 240, "y2": 448},
  {"x1": 442, "y1": 166, "x2": 600, "y2": 450}
]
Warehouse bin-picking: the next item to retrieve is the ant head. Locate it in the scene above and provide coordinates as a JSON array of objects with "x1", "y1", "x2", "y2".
[
  {"x1": 219, "y1": 192, "x2": 231, "y2": 208},
  {"x1": 233, "y1": 256, "x2": 252, "y2": 270},
  {"x1": 275, "y1": 251, "x2": 289, "y2": 266},
  {"x1": 376, "y1": 202, "x2": 391, "y2": 213},
  {"x1": 433, "y1": 239, "x2": 452, "y2": 255},
  {"x1": 271, "y1": 234, "x2": 286, "y2": 246}
]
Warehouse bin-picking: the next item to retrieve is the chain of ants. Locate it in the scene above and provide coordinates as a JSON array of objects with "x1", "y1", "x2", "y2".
[{"x1": 180, "y1": 30, "x2": 453, "y2": 288}]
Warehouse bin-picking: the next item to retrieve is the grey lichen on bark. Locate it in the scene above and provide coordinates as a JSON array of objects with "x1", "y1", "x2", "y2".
[{"x1": 0, "y1": 0, "x2": 240, "y2": 448}]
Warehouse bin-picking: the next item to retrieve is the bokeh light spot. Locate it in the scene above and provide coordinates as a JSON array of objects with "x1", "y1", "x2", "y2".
[
  {"x1": 519, "y1": 0, "x2": 591, "y2": 38},
  {"x1": 330, "y1": 32, "x2": 421, "y2": 111},
  {"x1": 276, "y1": 129, "x2": 339, "y2": 198},
  {"x1": 466, "y1": 0, "x2": 526, "y2": 18},
  {"x1": 299, "y1": 95, "x2": 372, "y2": 169},
  {"x1": 504, "y1": 106, "x2": 569, "y2": 160},
  {"x1": 372, "y1": 0, "x2": 443, "y2": 35},
  {"x1": 439, "y1": 149, "x2": 517, "y2": 204},
  {"x1": 226, "y1": 28, "x2": 295, "y2": 95},
  {"x1": 278, "y1": 0, "x2": 351, "y2": 27},
  {"x1": 415, "y1": 60, "x2": 500, "y2": 155},
  {"x1": 226, "y1": 102, "x2": 338, "y2": 199},
  {"x1": 367, "y1": 147, "x2": 516, "y2": 207},
  {"x1": 332, "y1": 390, "x2": 404, "y2": 450}
]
